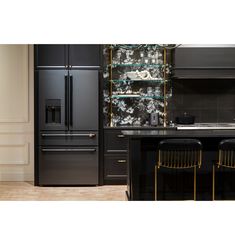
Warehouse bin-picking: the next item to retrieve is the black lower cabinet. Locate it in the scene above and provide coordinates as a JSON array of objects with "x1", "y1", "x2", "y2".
[
  {"x1": 104, "y1": 155, "x2": 127, "y2": 183},
  {"x1": 38, "y1": 146, "x2": 99, "y2": 185},
  {"x1": 104, "y1": 129, "x2": 128, "y2": 184}
]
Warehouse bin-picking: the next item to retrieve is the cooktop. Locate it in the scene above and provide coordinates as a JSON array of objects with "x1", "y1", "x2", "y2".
[{"x1": 177, "y1": 123, "x2": 235, "y2": 130}]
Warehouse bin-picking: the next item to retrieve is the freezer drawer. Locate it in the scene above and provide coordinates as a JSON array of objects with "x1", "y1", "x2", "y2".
[
  {"x1": 39, "y1": 131, "x2": 98, "y2": 146},
  {"x1": 38, "y1": 146, "x2": 99, "y2": 185}
]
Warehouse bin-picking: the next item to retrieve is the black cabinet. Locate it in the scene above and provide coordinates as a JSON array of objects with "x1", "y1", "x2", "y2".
[
  {"x1": 104, "y1": 155, "x2": 127, "y2": 180},
  {"x1": 104, "y1": 129, "x2": 128, "y2": 184},
  {"x1": 173, "y1": 46, "x2": 235, "y2": 78},
  {"x1": 35, "y1": 45, "x2": 68, "y2": 68},
  {"x1": 104, "y1": 130, "x2": 128, "y2": 154},
  {"x1": 35, "y1": 44, "x2": 101, "y2": 69},
  {"x1": 69, "y1": 45, "x2": 101, "y2": 67}
]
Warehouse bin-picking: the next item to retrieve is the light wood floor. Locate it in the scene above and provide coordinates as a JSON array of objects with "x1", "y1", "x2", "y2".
[{"x1": 0, "y1": 182, "x2": 127, "y2": 201}]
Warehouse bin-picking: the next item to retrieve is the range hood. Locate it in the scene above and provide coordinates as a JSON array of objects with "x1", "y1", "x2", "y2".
[{"x1": 173, "y1": 46, "x2": 235, "y2": 79}]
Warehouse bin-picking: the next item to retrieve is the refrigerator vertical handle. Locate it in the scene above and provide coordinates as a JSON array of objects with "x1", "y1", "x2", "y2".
[
  {"x1": 69, "y1": 74, "x2": 73, "y2": 127},
  {"x1": 64, "y1": 74, "x2": 69, "y2": 126}
]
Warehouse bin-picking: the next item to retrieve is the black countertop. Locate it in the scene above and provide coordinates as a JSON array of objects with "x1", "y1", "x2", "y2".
[{"x1": 121, "y1": 129, "x2": 235, "y2": 138}]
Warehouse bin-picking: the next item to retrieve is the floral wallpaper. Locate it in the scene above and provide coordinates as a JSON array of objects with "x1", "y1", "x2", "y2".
[{"x1": 103, "y1": 45, "x2": 173, "y2": 127}]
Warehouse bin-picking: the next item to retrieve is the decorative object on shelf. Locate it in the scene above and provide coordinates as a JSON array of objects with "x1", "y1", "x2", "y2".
[{"x1": 103, "y1": 44, "x2": 176, "y2": 127}]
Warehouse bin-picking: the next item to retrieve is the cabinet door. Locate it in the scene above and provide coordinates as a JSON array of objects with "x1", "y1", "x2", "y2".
[
  {"x1": 35, "y1": 45, "x2": 68, "y2": 68},
  {"x1": 68, "y1": 45, "x2": 101, "y2": 67},
  {"x1": 38, "y1": 70, "x2": 69, "y2": 131},
  {"x1": 69, "y1": 70, "x2": 99, "y2": 131}
]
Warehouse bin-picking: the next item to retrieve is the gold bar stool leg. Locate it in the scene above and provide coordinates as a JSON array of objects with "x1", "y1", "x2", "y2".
[
  {"x1": 212, "y1": 165, "x2": 215, "y2": 201},
  {"x1": 194, "y1": 166, "x2": 196, "y2": 201},
  {"x1": 155, "y1": 165, "x2": 158, "y2": 201}
]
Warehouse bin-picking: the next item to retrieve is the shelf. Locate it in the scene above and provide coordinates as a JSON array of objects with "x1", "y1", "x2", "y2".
[
  {"x1": 111, "y1": 79, "x2": 167, "y2": 83},
  {"x1": 108, "y1": 63, "x2": 165, "y2": 68},
  {"x1": 111, "y1": 94, "x2": 164, "y2": 99}
]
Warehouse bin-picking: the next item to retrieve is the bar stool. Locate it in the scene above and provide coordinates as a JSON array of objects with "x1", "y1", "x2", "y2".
[
  {"x1": 213, "y1": 139, "x2": 235, "y2": 200},
  {"x1": 155, "y1": 139, "x2": 202, "y2": 201}
]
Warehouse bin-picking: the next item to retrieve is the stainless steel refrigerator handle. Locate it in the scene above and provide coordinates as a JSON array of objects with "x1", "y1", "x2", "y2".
[
  {"x1": 41, "y1": 148, "x2": 96, "y2": 152},
  {"x1": 41, "y1": 133, "x2": 96, "y2": 138}
]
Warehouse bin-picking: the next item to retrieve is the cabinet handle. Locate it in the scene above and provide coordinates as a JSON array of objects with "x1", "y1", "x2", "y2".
[
  {"x1": 117, "y1": 134, "x2": 125, "y2": 138},
  {"x1": 117, "y1": 160, "x2": 127, "y2": 163}
]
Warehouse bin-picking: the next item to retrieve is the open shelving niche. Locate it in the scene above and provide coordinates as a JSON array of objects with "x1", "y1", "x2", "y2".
[{"x1": 103, "y1": 44, "x2": 174, "y2": 127}]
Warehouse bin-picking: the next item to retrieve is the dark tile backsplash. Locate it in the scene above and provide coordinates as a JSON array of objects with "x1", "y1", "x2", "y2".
[{"x1": 169, "y1": 79, "x2": 235, "y2": 123}]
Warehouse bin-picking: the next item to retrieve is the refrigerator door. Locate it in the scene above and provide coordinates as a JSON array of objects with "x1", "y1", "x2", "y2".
[
  {"x1": 38, "y1": 70, "x2": 69, "y2": 131},
  {"x1": 38, "y1": 146, "x2": 99, "y2": 185},
  {"x1": 69, "y1": 70, "x2": 99, "y2": 131}
]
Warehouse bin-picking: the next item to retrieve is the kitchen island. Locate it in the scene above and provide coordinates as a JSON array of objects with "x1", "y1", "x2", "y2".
[{"x1": 122, "y1": 129, "x2": 235, "y2": 201}]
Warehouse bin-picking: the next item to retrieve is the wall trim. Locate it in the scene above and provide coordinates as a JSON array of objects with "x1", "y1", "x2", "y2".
[
  {"x1": 0, "y1": 143, "x2": 29, "y2": 165},
  {"x1": 0, "y1": 45, "x2": 29, "y2": 123},
  {"x1": 0, "y1": 172, "x2": 33, "y2": 181}
]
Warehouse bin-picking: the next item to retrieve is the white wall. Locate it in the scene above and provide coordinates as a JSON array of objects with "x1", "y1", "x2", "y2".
[{"x1": 0, "y1": 45, "x2": 34, "y2": 181}]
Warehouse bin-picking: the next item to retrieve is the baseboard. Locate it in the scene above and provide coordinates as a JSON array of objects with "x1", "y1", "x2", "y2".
[{"x1": 0, "y1": 172, "x2": 33, "y2": 181}]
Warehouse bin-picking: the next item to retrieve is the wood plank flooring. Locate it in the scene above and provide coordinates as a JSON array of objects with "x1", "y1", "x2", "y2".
[{"x1": 0, "y1": 182, "x2": 127, "y2": 201}]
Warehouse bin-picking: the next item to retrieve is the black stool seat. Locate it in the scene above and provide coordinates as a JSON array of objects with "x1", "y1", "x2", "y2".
[
  {"x1": 219, "y1": 139, "x2": 235, "y2": 150},
  {"x1": 216, "y1": 139, "x2": 235, "y2": 168},
  {"x1": 159, "y1": 139, "x2": 202, "y2": 151}
]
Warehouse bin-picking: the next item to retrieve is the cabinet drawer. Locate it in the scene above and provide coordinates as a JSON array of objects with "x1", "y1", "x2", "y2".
[
  {"x1": 104, "y1": 155, "x2": 127, "y2": 179},
  {"x1": 39, "y1": 131, "x2": 98, "y2": 146},
  {"x1": 104, "y1": 130, "x2": 128, "y2": 153}
]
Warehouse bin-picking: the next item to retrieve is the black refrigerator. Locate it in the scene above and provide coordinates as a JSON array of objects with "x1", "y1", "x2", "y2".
[{"x1": 35, "y1": 45, "x2": 101, "y2": 186}]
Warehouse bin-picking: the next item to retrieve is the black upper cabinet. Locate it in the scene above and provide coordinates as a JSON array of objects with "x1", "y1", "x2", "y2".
[
  {"x1": 69, "y1": 45, "x2": 101, "y2": 67},
  {"x1": 35, "y1": 44, "x2": 101, "y2": 69},
  {"x1": 35, "y1": 45, "x2": 68, "y2": 68},
  {"x1": 173, "y1": 46, "x2": 235, "y2": 78}
]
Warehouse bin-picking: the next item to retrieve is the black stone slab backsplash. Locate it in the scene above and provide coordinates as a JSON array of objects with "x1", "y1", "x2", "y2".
[{"x1": 169, "y1": 79, "x2": 235, "y2": 123}]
